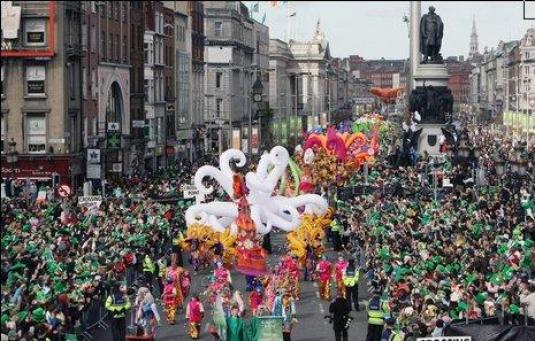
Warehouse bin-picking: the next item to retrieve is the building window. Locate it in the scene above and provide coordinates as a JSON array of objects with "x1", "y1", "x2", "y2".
[
  {"x1": 101, "y1": 30, "x2": 106, "y2": 59},
  {"x1": 215, "y1": 22, "x2": 223, "y2": 37},
  {"x1": 115, "y1": 34, "x2": 119, "y2": 61},
  {"x1": 109, "y1": 33, "x2": 113, "y2": 60},
  {"x1": 100, "y1": 2, "x2": 106, "y2": 17},
  {"x1": 69, "y1": 62, "x2": 76, "y2": 99},
  {"x1": 91, "y1": 1, "x2": 96, "y2": 13},
  {"x1": 91, "y1": 25, "x2": 96, "y2": 53},
  {"x1": 216, "y1": 72, "x2": 222, "y2": 88},
  {"x1": 107, "y1": 2, "x2": 112, "y2": 19},
  {"x1": 82, "y1": 66, "x2": 87, "y2": 99},
  {"x1": 122, "y1": 35, "x2": 127, "y2": 62},
  {"x1": 216, "y1": 98, "x2": 222, "y2": 117},
  {"x1": 122, "y1": 3, "x2": 127, "y2": 23},
  {"x1": 91, "y1": 68, "x2": 97, "y2": 99},
  {"x1": 24, "y1": 18, "x2": 47, "y2": 46},
  {"x1": 26, "y1": 115, "x2": 47, "y2": 154},
  {"x1": 25, "y1": 65, "x2": 46, "y2": 96},
  {"x1": 1, "y1": 63, "x2": 4, "y2": 96},
  {"x1": 0, "y1": 115, "x2": 5, "y2": 153},
  {"x1": 526, "y1": 65, "x2": 530, "y2": 76},
  {"x1": 81, "y1": 22, "x2": 87, "y2": 50}
]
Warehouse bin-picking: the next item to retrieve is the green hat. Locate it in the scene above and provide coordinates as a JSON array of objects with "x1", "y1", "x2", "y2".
[
  {"x1": 1, "y1": 313, "x2": 9, "y2": 327},
  {"x1": 32, "y1": 307, "x2": 46, "y2": 323},
  {"x1": 457, "y1": 301, "x2": 468, "y2": 312},
  {"x1": 475, "y1": 292, "x2": 488, "y2": 305},
  {"x1": 17, "y1": 310, "x2": 29, "y2": 322},
  {"x1": 509, "y1": 304, "x2": 520, "y2": 314}
]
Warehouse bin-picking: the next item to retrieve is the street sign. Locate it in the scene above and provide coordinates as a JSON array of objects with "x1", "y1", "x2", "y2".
[
  {"x1": 87, "y1": 149, "x2": 101, "y2": 164},
  {"x1": 107, "y1": 122, "x2": 120, "y2": 131},
  {"x1": 58, "y1": 185, "x2": 71, "y2": 198},
  {"x1": 111, "y1": 163, "x2": 122, "y2": 173},
  {"x1": 107, "y1": 132, "x2": 121, "y2": 148},
  {"x1": 86, "y1": 164, "x2": 101, "y2": 179},
  {"x1": 183, "y1": 184, "x2": 200, "y2": 198},
  {"x1": 416, "y1": 336, "x2": 472, "y2": 341},
  {"x1": 132, "y1": 120, "x2": 145, "y2": 128}
]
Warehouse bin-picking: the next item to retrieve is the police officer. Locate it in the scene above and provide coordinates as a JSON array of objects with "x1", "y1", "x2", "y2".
[
  {"x1": 343, "y1": 259, "x2": 360, "y2": 311},
  {"x1": 105, "y1": 281, "x2": 131, "y2": 341},
  {"x1": 366, "y1": 291, "x2": 390, "y2": 341},
  {"x1": 380, "y1": 317, "x2": 403, "y2": 341},
  {"x1": 329, "y1": 290, "x2": 351, "y2": 341},
  {"x1": 142, "y1": 249, "x2": 155, "y2": 291},
  {"x1": 330, "y1": 217, "x2": 342, "y2": 251}
]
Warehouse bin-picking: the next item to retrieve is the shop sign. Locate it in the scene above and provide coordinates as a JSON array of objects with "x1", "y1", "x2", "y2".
[{"x1": 86, "y1": 164, "x2": 101, "y2": 179}]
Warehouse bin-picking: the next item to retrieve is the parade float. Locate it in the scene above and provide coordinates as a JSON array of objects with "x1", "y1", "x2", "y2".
[
  {"x1": 286, "y1": 114, "x2": 387, "y2": 189},
  {"x1": 184, "y1": 146, "x2": 329, "y2": 276}
]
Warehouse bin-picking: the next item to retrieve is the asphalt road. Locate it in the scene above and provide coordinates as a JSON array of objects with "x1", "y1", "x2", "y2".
[{"x1": 94, "y1": 231, "x2": 371, "y2": 340}]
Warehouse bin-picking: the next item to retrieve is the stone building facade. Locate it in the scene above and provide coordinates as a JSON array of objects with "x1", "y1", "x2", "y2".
[{"x1": 1, "y1": 1, "x2": 84, "y2": 188}]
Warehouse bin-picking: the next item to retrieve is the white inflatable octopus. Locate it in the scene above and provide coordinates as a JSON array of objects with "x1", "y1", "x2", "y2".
[{"x1": 185, "y1": 146, "x2": 328, "y2": 235}]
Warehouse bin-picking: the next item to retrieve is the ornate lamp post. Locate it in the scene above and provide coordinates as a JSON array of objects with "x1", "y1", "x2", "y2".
[
  {"x1": 252, "y1": 75, "x2": 264, "y2": 156},
  {"x1": 6, "y1": 138, "x2": 18, "y2": 196}
]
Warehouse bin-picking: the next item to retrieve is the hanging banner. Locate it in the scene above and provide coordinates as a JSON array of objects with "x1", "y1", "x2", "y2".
[
  {"x1": 232, "y1": 129, "x2": 241, "y2": 150},
  {"x1": 251, "y1": 126, "x2": 259, "y2": 154},
  {"x1": 254, "y1": 317, "x2": 283, "y2": 341},
  {"x1": 416, "y1": 336, "x2": 472, "y2": 341}
]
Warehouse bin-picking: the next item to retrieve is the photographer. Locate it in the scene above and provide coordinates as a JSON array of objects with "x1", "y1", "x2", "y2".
[{"x1": 328, "y1": 291, "x2": 352, "y2": 341}]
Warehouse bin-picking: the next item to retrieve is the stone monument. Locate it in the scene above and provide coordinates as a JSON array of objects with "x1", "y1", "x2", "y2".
[{"x1": 408, "y1": 2, "x2": 454, "y2": 155}]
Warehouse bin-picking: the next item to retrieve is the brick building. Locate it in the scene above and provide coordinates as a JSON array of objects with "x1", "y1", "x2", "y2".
[{"x1": 1, "y1": 1, "x2": 84, "y2": 188}]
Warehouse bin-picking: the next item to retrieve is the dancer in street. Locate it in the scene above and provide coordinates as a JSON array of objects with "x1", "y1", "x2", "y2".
[
  {"x1": 185, "y1": 295, "x2": 205, "y2": 339},
  {"x1": 316, "y1": 255, "x2": 333, "y2": 300}
]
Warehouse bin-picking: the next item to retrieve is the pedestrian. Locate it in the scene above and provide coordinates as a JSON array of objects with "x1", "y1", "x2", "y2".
[
  {"x1": 105, "y1": 281, "x2": 131, "y2": 341},
  {"x1": 343, "y1": 258, "x2": 360, "y2": 311},
  {"x1": 330, "y1": 217, "x2": 343, "y2": 251},
  {"x1": 366, "y1": 291, "x2": 390, "y2": 341},
  {"x1": 328, "y1": 290, "x2": 351, "y2": 341},
  {"x1": 185, "y1": 295, "x2": 204, "y2": 339},
  {"x1": 316, "y1": 255, "x2": 332, "y2": 301},
  {"x1": 142, "y1": 249, "x2": 156, "y2": 291},
  {"x1": 380, "y1": 317, "x2": 403, "y2": 341},
  {"x1": 226, "y1": 305, "x2": 245, "y2": 341},
  {"x1": 334, "y1": 255, "x2": 348, "y2": 297}
]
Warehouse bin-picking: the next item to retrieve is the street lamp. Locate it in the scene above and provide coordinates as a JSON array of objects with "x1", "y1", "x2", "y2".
[{"x1": 252, "y1": 74, "x2": 264, "y2": 156}]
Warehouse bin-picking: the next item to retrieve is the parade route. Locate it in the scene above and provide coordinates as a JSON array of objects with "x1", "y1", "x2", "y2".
[{"x1": 93, "y1": 232, "x2": 371, "y2": 340}]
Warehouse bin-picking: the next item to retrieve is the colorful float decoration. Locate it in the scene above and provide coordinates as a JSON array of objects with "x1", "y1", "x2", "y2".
[
  {"x1": 185, "y1": 146, "x2": 329, "y2": 275},
  {"x1": 291, "y1": 121, "x2": 382, "y2": 187},
  {"x1": 369, "y1": 87, "x2": 405, "y2": 104}
]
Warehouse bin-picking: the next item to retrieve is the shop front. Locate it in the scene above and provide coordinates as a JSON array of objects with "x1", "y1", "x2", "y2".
[{"x1": 0, "y1": 154, "x2": 83, "y2": 193}]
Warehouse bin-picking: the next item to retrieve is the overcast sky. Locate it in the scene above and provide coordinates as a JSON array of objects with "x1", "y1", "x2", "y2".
[{"x1": 244, "y1": 1, "x2": 532, "y2": 60}]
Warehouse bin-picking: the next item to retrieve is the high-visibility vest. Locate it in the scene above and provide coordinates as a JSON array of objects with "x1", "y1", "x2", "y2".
[
  {"x1": 343, "y1": 267, "x2": 360, "y2": 287},
  {"x1": 330, "y1": 219, "x2": 341, "y2": 233},
  {"x1": 105, "y1": 293, "x2": 131, "y2": 318},
  {"x1": 143, "y1": 255, "x2": 155, "y2": 274},
  {"x1": 367, "y1": 297, "x2": 389, "y2": 325}
]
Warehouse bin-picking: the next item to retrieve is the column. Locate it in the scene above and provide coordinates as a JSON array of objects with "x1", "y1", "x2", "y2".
[{"x1": 410, "y1": 1, "x2": 421, "y2": 90}]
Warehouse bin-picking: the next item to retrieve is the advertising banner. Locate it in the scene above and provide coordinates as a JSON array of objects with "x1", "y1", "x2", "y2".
[
  {"x1": 251, "y1": 126, "x2": 259, "y2": 154},
  {"x1": 232, "y1": 129, "x2": 241, "y2": 150}
]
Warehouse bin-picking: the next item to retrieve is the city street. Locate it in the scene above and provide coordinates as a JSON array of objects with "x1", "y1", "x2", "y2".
[
  {"x1": 94, "y1": 232, "x2": 371, "y2": 340},
  {"x1": 1, "y1": 2, "x2": 534, "y2": 341}
]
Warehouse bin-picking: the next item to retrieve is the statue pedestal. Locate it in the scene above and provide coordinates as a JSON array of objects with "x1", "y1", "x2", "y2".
[
  {"x1": 410, "y1": 63, "x2": 452, "y2": 156},
  {"x1": 416, "y1": 123, "x2": 446, "y2": 156},
  {"x1": 413, "y1": 64, "x2": 449, "y2": 88}
]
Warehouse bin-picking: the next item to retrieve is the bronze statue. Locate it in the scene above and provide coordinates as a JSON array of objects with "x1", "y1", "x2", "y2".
[{"x1": 420, "y1": 6, "x2": 444, "y2": 63}]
